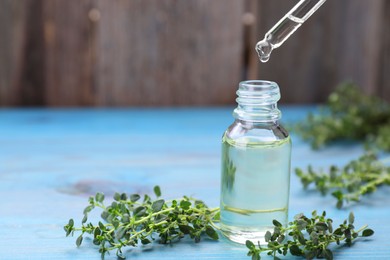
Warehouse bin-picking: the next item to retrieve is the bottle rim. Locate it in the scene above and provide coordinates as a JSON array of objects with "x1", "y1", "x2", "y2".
[
  {"x1": 234, "y1": 80, "x2": 281, "y2": 122},
  {"x1": 239, "y1": 80, "x2": 278, "y2": 88},
  {"x1": 238, "y1": 80, "x2": 280, "y2": 99}
]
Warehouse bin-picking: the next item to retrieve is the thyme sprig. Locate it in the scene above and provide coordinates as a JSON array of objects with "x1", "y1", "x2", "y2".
[
  {"x1": 295, "y1": 82, "x2": 390, "y2": 150},
  {"x1": 64, "y1": 186, "x2": 220, "y2": 259},
  {"x1": 246, "y1": 211, "x2": 374, "y2": 260},
  {"x1": 65, "y1": 187, "x2": 374, "y2": 259},
  {"x1": 295, "y1": 152, "x2": 390, "y2": 208}
]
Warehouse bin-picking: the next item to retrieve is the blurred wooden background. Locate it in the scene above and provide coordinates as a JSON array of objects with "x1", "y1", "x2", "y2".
[{"x1": 0, "y1": 0, "x2": 389, "y2": 107}]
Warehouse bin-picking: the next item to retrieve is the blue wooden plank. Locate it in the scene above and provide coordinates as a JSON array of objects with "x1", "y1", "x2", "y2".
[{"x1": 0, "y1": 107, "x2": 388, "y2": 259}]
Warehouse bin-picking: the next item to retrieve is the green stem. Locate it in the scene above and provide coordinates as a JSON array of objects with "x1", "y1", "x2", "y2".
[
  {"x1": 356, "y1": 224, "x2": 368, "y2": 233},
  {"x1": 209, "y1": 207, "x2": 220, "y2": 213},
  {"x1": 343, "y1": 174, "x2": 390, "y2": 201},
  {"x1": 191, "y1": 207, "x2": 219, "y2": 215},
  {"x1": 129, "y1": 228, "x2": 149, "y2": 240},
  {"x1": 133, "y1": 208, "x2": 173, "y2": 225},
  {"x1": 94, "y1": 202, "x2": 107, "y2": 210},
  {"x1": 209, "y1": 220, "x2": 220, "y2": 230}
]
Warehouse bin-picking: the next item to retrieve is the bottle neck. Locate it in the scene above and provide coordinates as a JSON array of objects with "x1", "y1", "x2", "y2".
[{"x1": 232, "y1": 80, "x2": 281, "y2": 123}]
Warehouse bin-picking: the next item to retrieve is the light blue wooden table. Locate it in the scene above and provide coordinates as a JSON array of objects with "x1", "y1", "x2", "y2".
[{"x1": 0, "y1": 107, "x2": 389, "y2": 259}]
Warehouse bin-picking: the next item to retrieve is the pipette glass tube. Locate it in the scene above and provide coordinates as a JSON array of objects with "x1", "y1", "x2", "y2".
[{"x1": 256, "y1": 0, "x2": 327, "y2": 62}]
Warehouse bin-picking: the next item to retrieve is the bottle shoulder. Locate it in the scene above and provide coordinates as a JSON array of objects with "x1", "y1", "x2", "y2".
[{"x1": 224, "y1": 120, "x2": 290, "y2": 145}]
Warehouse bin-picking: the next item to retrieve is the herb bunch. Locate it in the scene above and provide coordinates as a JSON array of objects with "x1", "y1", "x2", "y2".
[
  {"x1": 246, "y1": 211, "x2": 374, "y2": 260},
  {"x1": 295, "y1": 152, "x2": 390, "y2": 208},
  {"x1": 295, "y1": 82, "x2": 390, "y2": 150},
  {"x1": 64, "y1": 186, "x2": 220, "y2": 259},
  {"x1": 65, "y1": 187, "x2": 374, "y2": 259}
]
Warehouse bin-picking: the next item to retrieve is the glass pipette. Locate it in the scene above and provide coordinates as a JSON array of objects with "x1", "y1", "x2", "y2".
[{"x1": 256, "y1": 0, "x2": 327, "y2": 62}]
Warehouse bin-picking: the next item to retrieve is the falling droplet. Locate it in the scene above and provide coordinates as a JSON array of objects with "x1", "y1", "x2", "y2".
[{"x1": 255, "y1": 40, "x2": 273, "y2": 63}]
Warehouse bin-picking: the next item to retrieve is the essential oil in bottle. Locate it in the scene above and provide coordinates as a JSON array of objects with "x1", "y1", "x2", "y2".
[{"x1": 220, "y1": 80, "x2": 292, "y2": 244}]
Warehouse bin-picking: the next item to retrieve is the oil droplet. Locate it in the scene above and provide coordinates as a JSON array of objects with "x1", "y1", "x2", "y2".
[{"x1": 255, "y1": 40, "x2": 273, "y2": 63}]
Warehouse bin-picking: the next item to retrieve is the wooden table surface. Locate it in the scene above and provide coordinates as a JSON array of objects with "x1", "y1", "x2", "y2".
[{"x1": 0, "y1": 107, "x2": 389, "y2": 260}]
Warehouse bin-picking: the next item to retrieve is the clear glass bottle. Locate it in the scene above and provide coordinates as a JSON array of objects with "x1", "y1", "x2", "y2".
[{"x1": 220, "y1": 80, "x2": 292, "y2": 244}]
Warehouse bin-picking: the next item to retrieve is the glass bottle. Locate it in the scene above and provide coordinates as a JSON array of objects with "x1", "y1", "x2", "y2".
[{"x1": 220, "y1": 80, "x2": 292, "y2": 244}]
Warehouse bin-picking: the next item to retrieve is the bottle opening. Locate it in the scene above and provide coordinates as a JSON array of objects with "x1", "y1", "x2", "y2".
[
  {"x1": 239, "y1": 80, "x2": 278, "y2": 89},
  {"x1": 234, "y1": 80, "x2": 281, "y2": 122}
]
